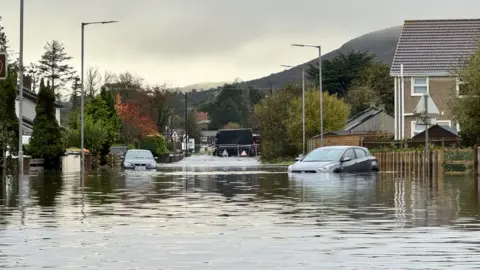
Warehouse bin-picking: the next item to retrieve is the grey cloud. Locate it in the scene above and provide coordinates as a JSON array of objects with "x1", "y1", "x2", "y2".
[{"x1": 4, "y1": 0, "x2": 480, "y2": 85}]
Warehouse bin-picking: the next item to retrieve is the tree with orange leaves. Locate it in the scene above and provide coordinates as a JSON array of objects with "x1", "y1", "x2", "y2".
[{"x1": 115, "y1": 92, "x2": 159, "y2": 144}]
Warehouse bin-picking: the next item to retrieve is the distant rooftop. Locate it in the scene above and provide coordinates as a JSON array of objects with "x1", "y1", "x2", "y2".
[{"x1": 391, "y1": 19, "x2": 480, "y2": 76}]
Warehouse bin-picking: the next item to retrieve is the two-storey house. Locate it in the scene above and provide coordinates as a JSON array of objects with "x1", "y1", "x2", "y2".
[{"x1": 390, "y1": 19, "x2": 480, "y2": 139}]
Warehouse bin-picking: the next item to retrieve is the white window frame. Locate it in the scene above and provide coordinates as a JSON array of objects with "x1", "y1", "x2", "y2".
[
  {"x1": 411, "y1": 77, "x2": 429, "y2": 97},
  {"x1": 410, "y1": 120, "x2": 451, "y2": 137},
  {"x1": 411, "y1": 120, "x2": 426, "y2": 137},
  {"x1": 456, "y1": 78, "x2": 465, "y2": 98},
  {"x1": 436, "y1": 120, "x2": 452, "y2": 127}
]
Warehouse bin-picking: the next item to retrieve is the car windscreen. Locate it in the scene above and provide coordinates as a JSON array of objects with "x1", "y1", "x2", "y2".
[
  {"x1": 125, "y1": 151, "x2": 153, "y2": 159},
  {"x1": 301, "y1": 148, "x2": 344, "y2": 162}
]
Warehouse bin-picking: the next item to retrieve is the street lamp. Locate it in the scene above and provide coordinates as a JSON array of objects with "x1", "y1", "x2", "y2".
[
  {"x1": 80, "y1": 20, "x2": 118, "y2": 183},
  {"x1": 291, "y1": 44, "x2": 323, "y2": 147},
  {"x1": 280, "y1": 64, "x2": 306, "y2": 155},
  {"x1": 18, "y1": 0, "x2": 25, "y2": 199}
]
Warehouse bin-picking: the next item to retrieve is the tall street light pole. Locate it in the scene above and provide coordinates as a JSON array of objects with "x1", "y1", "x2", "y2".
[
  {"x1": 80, "y1": 20, "x2": 118, "y2": 184},
  {"x1": 291, "y1": 44, "x2": 323, "y2": 147},
  {"x1": 280, "y1": 65, "x2": 306, "y2": 155},
  {"x1": 18, "y1": 0, "x2": 25, "y2": 195}
]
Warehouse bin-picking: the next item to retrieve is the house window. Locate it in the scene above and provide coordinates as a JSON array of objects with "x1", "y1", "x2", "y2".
[
  {"x1": 411, "y1": 77, "x2": 428, "y2": 96},
  {"x1": 456, "y1": 78, "x2": 467, "y2": 97},
  {"x1": 436, "y1": 120, "x2": 451, "y2": 127},
  {"x1": 412, "y1": 121, "x2": 426, "y2": 137}
]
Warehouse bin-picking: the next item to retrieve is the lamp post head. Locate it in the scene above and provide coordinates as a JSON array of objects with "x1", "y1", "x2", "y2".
[
  {"x1": 83, "y1": 20, "x2": 119, "y2": 26},
  {"x1": 291, "y1": 44, "x2": 321, "y2": 49}
]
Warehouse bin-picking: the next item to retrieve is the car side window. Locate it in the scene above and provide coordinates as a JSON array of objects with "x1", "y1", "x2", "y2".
[
  {"x1": 354, "y1": 148, "x2": 367, "y2": 158},
  {"x1": 343, "y1": 149, "x2": 356, "y2": 160}
]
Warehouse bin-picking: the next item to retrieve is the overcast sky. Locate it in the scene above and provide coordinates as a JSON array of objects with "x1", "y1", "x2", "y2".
[{"x1": 3, "y1": 0, "x2": 480, "y2": 87}]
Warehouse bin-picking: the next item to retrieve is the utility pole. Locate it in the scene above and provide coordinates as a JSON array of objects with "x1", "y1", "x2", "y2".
[
  {"x1": 424, "y1": 93, "x2": 429, "y2": 181},
  {"x1": 184, "y1": 92, "x2": 188, "y2": 156},
  {"x1": 302, "y1": 67, "x2": 306, "y2": 155},
  {"x1": 18, "y1": 0, "x2": 25, "y2": 202}
]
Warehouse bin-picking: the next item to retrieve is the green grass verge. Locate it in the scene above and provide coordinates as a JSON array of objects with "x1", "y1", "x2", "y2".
[{"x1": 261, "y1": 157, "x2": 296, "y2": 165}]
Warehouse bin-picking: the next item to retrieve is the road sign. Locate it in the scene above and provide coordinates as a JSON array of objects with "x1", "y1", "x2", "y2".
[
  {"x1": 0, "y1": 52, "x2": 7, "y2": 80},
  {"x1": 414, "y1": 94, "x2": 439, "y2": 117}
]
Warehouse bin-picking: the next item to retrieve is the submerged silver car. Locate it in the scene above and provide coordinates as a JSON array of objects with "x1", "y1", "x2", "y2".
[
  {"x1": 288, "y1": 146, "x2": 379, "y2": 174},
  {"x1": 122, "y1": 149, "x2": 157, "y2": 170}
]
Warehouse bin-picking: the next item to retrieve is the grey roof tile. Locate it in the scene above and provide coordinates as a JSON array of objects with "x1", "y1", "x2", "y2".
[{"x1": 390, "y1": 19, "x2": 480, "y2": 76}]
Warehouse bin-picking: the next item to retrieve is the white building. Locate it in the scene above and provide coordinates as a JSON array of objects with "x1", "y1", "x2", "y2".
[{"x1": 14, "y1": 76, "x2": 62, "y2": 135}]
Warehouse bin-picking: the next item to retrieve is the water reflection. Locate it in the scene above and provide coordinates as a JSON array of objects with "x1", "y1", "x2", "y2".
[
  {"x1": 29, "y1": 173, "x2": 63, "y2": 207},
  {"x1": 1, "y1": 156, "x2": 480, "y2": 268}
]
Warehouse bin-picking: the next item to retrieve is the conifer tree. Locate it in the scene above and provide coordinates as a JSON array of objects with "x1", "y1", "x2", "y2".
[{"x1": 29, "y1": 79, "x2": 65, "y2": 170}]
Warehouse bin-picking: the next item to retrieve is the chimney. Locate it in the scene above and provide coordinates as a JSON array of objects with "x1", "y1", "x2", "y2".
[
  {"x1": 23, "y1": 76, "x2": 32, "y2": 91},
  {"x1": 369, "y1": 102, "x2": 376, "y2": 109},
  {"x1": 378, "y1": 104, "x2": 386, "y2": 111}
]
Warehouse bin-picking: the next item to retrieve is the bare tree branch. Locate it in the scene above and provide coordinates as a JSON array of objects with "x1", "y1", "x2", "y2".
[{"x1": 85, "y1": 66, "x2": 101, "y2": 98}]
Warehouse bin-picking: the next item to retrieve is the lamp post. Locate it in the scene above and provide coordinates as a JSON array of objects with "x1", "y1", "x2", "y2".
[
  {"x1": 280, "y1": 64, "x2": 306, "y2": 155},
  {"x1": 291, "y1": 44, "x2": 323, "y2": 147},
  {"x1": 18, "y1": 0, "x2": 25, "y2": 197},
  {"x1": 80, "y1": 20, "x2": 118, "y2": 184}
]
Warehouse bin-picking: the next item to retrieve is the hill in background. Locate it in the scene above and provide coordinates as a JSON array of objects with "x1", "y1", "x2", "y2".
[
  {"x1": 180, "y1": 81, "x2": 231, "y2": 92},
  {"x1": 242, "y1": 26, "x2": 402, "y2": 89},
  {"x1": 187, "y1": 26, "x2": 402, "y2": 105}
]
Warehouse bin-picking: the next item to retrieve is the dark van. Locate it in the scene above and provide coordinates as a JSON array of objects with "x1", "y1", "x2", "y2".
[{"x1": 215, "y1": 128, "x2": 255, "y2": 156}]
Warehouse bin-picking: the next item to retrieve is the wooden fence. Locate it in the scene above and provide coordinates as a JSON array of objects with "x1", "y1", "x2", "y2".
[
  {"x1": 371, "y1": 147, "x2": 479, "y2": 176},
  {"x1": 372, "y1": 150, "x2": 444, "y2": 178}
]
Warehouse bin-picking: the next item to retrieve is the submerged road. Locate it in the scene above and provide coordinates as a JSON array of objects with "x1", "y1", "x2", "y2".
[{"x1": 1, "y1": 155, "x2": 479, "y2": 269}]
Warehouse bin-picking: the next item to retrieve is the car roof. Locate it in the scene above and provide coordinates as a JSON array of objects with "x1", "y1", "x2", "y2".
[{"x1": 126, "y1": 149, "x2": 151, "y2": 152}]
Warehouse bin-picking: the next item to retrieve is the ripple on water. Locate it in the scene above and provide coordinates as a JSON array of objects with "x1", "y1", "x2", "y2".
[{"x1": 0, "y1": 155, "x2": 480, "y2": 269}]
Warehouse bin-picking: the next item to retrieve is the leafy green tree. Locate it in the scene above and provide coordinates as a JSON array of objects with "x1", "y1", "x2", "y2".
[
  {"x1": 253, "y1": 85, "x2": 299, "y2": 162},
  {"x1": 29, "y1": 80, "x2": 65, "y2": 170},
  {"x1": 205, "y1": 84, "x2": 263, "y2": 129},
  {"x1": 306, "y1": 51, "x2": 375, "y2": 97},
  {"x1": 0, "y1": 16, "x2": 7, "y2": 52},
  {"x1": 68, "y1": 115, "x2": 108, "y2": 161},
  {"x1": 224, "y1": 122, "x2": 241, "y2": 129},
  {"x1": 0, "y1": 17, "x2": 19, "y2": 176},
  {"x1": 346, "y1": 62, "x2": 393, "y2": 115},
  {"x1": 285, "y1": 90, "x2": 350, "y2": 151},
  {"x1": 84, "y1": 90, "x2": 120, "y2": 165},
  {"x1": 451, "y1": 45, "x2": 480, "y2": 146},
  {"x1": 137, "y1": 134, "x2": 168, "y2": 157},
  {"x1": 210, "y1": 98, "x2": 242, "y2": 129},
  {"x1": 38, "y1": 40, "x2": 75, "y2": 94},
  {"x1": 0, "y1": 65, "x2": 19, "y2": 165}
]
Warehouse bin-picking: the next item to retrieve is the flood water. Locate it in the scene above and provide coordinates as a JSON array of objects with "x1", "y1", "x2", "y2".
[{"x1": 1, "y1": 155, "x2": 480, "y2": 269}]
